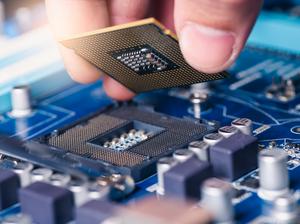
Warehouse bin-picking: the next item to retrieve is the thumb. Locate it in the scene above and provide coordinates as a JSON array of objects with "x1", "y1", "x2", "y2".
[{"x1": 175, "y1": 0, "x2": 262, "y2": 73}]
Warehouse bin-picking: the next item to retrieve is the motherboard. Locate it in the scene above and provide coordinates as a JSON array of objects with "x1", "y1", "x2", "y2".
[{"x1": 0, "y1": 3, "x2": 300, "y2": 224}]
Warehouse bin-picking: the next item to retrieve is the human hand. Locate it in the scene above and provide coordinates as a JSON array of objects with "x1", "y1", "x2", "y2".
[{"x1": 46, "y1": 0, "x2": 263, "y2": 100}]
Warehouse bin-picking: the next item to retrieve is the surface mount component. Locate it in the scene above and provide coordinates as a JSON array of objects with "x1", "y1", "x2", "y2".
[
  {"x1": 201, "y1": 178, "x2": 234, "y2": 223},
  {"x1": 218, "y1": 126, "x2": 239, "y2": 138},
  {"x1": 37, "y1": 105, "x2": 213, "y2": 181},
  {"x1": 10, "y1": 85, "x2": 32, "y2": 118},
  {"x1": 209, "y1": 133, "x2": 258, "y2": 181},
  {"x1": 258, "y1": 149, "x2": 289, "y2": 201},
  {"x1": 0, "y1": 170, "x2": 20, "y2": 210},
  {"x1": 188, "y1": 141, "x2": 210, "y2": 162},
  {"x1": 203, "y1": 133, "x2": 224, "y2": 146},
  {"x1": 19, "y1": 181, "x2": 75, "y2": 224},
  {"x1": 164, "y1": 157, "x2": 212, "y2": 200},
  {"x1": 231, "y1": 118, "x2": 253, "y2": 136},
  {"x1": 172, "y1": 149, "x2": 195, "y2": 163},
  {"x1": 156, "y1": 157, "x2": 178, "y2": 195},
  {"x1": 61, "y1": 18, "x2": 228, "y2": 93}
]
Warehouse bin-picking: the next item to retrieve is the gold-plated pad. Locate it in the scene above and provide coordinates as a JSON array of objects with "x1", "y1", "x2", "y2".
[{"x1": 61, "y1": 18, "x2": 228, "y2": 93}]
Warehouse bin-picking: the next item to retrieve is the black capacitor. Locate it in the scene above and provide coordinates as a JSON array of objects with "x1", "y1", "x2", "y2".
[
  {"x1": 0, "y1": 170, "x2": 20, "y2": 210},
  {"x1": 19, "y1": 181, "x2": 74, "y2": 224},
  {"x1": 164, "y1": 157, "x2": 212, "y2": 200},
  {"x1": 209, "y1": 133, "x2": 258, "y2": 181}
]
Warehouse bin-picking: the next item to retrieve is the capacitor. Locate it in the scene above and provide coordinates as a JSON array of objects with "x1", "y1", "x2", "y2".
[
  {"x1": 67, "y1": 179, "x2": 89, "y2": 206},
  {"x1": 173, "y1": 149, "x2": 195, "y2": 163},
  {"x1": 231, "y1": 118, "x2": 253, "y2": 135},
  {"x1": 31, "y1": 168, "x2": 53, "y2": 182},
  {"x1": 10, "y1": 86, "x2": 33, "y2": 118},
  {"x1": 201, "y1": 178, "x2": 234, "y2": 223},
  {"x1": 189, "y1": 92, "x2": 208, "y2": 119},
  {"x1": 203, "y1": 133, "x2": 224, "y2": 146},
  {"x1": 12, "y1": 162, "x2": 34, "y2": 187},
  {"x1": 157, "y1": 157, "x2": 178, "y2": 195},
  {"x1": 271, "y1": 193, "x2": 299, "y2": 224},
  {"x1": 49, "y1": 173, "x2": 71, "y2": 187},
  {"x1": 218, "y1": 126, "x2": 239, "y2": 138},
  {"x1": 188, "y1": 141, "x2": 210, "y2": 161},
  {"x1": 258, "y1": 149, "x2": 289, "y2": 201}
]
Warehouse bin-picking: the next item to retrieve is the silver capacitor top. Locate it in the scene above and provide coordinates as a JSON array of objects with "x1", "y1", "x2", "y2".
[
  {"x1": 218, "y1": 126, "x2": 239, "y2": 138},
  {"x1": 157, "y1": 157, "x2": 178, "y2": 195},
  {"x1": 258, "y1": 149, "x2": 289, "y2": 201},
  {"x1": 231, "y1": 118, "x2": 253, "y2": 135},
  {"x1": 67, "y1": 179, "x2": 89, "y2": 206},
  {"x1": 13, "y1": 162, "x2": 34, "y2": 187},
  {"x1": 49, "y1": 173, "x2": 71, "y2": 187},
  {"x1": 201, "y1": 178, "x2": 234, "y2": 224},
  {"x1": 31, "y1": 168, "x2": 53, "y2": 182},
  {"x1": 173, "y1": 149, "x2": 195, "y2": 163},
  {"x1": 188, "y1": 141, "x2": 210, "y2": 161},
  {"x1": 203, "y1": 133, "x2": 224, "y2": 146},
  {"x1": 10, "y1": 85, "x2": 33, "y2": 118}
]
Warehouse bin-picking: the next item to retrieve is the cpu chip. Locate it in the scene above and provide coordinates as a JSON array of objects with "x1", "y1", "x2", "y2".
[
  {"x1": 61, "y1": 18, "x2": 228, "y2": 93},
  {"x1": 37, "y1": 106, "x2": 213, "y2": 181}
]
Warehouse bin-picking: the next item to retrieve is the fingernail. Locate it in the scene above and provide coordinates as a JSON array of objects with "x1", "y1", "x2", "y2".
[{"x1": 179, "y1": 22, "x2": 236, "y2": 72}]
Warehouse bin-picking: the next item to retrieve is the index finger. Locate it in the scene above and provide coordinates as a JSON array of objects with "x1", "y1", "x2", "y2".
[{"x1": 45, "y1": 0, "x2": 110, "y2": 83}]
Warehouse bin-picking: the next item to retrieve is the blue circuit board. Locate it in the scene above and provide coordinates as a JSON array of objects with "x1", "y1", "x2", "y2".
[
  {"x1": 0, "y1": 10, "x2": 300, "y2": 223},
  {"x1": 0, "y1": 46, "x2": 300, "y2": 223}
]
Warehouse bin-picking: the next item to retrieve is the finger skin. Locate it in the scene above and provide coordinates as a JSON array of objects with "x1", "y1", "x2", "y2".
[
  {"x1": 151, "y1": 0, "x2": 175, "y2": 31},
  {"x1": 46, "y1": 0, "x2": 149, "y2": 100},
  {"x1": 46, "y1": 0, "x2": 262, "y2": 99},
  {"x1": 46, "y1": 0, "x2": 109, "y2": 83},
  {"x1": 104, "y1": 0, "x2": 150, "y2": 100},
  {"x1": 108, "y1": 0, "x2": 150, "y2": 24},
  {"x1": 103, "y1": 76, "x2": 135, "y2": 100},
  {"x1": 174, "y1": 0, "x2": 263, "y2": 73}
]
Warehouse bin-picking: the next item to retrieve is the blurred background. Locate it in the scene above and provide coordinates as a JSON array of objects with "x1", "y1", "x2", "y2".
[
  {"x1": 1, "y1": 0, "x2": 300, "y2": 37},
  {"x1": 0, "y1": 0, "x2": 46, "y2": 36}
]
